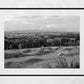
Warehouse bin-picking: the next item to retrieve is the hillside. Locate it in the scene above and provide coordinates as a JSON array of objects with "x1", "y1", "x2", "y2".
[{"x1": 5, "y1": 46, "x2": 80, "y2": 68}]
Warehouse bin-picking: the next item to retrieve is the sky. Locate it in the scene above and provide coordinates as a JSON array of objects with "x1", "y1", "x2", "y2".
[{"x1": 5, "y1": 15, "x2": 80, "y2": 32}]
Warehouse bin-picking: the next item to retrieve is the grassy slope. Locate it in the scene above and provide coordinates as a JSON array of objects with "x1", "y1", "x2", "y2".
[{"x1": 5, "y1": 46, "x2": 80, "y2": 68}]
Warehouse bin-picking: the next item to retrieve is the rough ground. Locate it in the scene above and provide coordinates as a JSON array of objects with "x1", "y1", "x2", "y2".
[{"x1": 5, "y1": 46, "x2": 80, "y2": 68}]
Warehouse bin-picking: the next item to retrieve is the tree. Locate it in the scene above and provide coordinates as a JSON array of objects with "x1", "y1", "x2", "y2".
[{"x1": 19, "y1": 43, "x2": 22, "y2": 49}]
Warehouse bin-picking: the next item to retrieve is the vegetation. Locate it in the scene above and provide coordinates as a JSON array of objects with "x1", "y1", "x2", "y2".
[
  {"x1": 5, "y1": 46, "x2": 80, "y2": 68},
  {"x1": 5, "y1": 32, "x2": 80, "y2": 50},
  {"x1": 4, "y1": 31, "x2": 80, "y2": 68}
]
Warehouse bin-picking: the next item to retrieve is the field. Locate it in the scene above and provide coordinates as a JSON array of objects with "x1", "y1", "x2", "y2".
[
  {"x1": 5, "y1": 46, "x2": 79, "y2": 68},
  {"x1": 4, "y1": 31, "x2": 80, "y2": 68}
]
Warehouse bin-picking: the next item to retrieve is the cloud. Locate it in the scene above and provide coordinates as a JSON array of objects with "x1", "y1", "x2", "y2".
[
  {"x1": 5, "y1": 15, "x2": 80, "y2": 32},
  {"x1": 46, "y1": 24, "x2": 57, "y2": 27}
]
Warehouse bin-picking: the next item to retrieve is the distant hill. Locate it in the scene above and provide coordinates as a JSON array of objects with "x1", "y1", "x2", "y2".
[{"x1": 5, "y1": 29, "x2": 80, "y2": 34}]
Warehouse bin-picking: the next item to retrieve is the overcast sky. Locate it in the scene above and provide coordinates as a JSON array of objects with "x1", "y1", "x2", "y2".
[{"x1": 5, "y1": 15, "x2": 80, "y2": 32}]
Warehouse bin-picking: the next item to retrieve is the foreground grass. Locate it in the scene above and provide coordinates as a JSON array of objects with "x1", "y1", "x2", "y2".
[
  {"x1": 5, "y1": 56, "x2": 79, "y2": 68},
  {"x1": 5, "y1": 47, "x2": 56, "y2": 59},
  {"x1": 5, "y1": 46, "x2": 80, "y2": 68}
]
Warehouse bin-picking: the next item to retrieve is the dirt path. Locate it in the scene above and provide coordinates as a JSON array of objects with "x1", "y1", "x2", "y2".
[{"x1": 5, "y1": 47, "x2": 64, "y2": 63}]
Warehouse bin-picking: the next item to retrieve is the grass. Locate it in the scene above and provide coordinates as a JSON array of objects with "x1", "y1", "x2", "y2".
[
  {"x1": 5, "y1": 46, "x2": 80, "y2": 68},
  {"x1": 34, "y1": 50, "x2": 54, "y2": 56},
  {"x1": 55, "y1": 57, "x2": 68, "y2": 68},
  {"x1": 59, "y1": 52, "x2": 79, "y2": 57},
  {"x1": 5, "y1": 58, "x2": 44, "y2": 68},
  {"x1": 5, "y1": 52, "x2": 24, "y2": 59},
  {"x1": 56, "y1": 57, "x2": 79, "y2": 68},
  {"x1": 24, "y1": 58, "x2": 44, "y2": 64},
  {"x1": 63, "y1": 47, "x2": 74, "y2": 51},
  {"x1": 22, "y1": 49, "x2": 32, "y2": 53},
  {"x1": 5, "y1": 48, "x2": 55, "y2": 59},
  {"x1": 5, "y1": 57, "x2": 80, "y2": 68},
  {"x1": 5, "y1": 61, "x2": 22, "y2": 68},
  {"x1": 42, "y1": 57, "x2": 80, "y2": 68}
]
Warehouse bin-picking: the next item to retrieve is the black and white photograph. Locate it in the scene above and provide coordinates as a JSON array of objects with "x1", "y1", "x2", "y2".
[{"x1": 4, "y1": 11, "x2": 80, "y2": 68}]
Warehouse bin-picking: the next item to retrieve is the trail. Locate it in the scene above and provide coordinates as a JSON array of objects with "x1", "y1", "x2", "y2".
[{"x1": 5, "y1": 47, "x2": 64, "y2": 63}]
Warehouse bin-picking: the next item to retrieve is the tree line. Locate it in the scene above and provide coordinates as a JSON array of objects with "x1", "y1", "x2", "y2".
[{"x1": 5, "y1": 32, "x2": 80, "y2": 50}]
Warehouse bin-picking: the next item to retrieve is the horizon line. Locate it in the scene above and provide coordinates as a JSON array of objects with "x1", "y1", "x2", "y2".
[{"x1": 5, "y1": 29, "x2": 80, "y2": 33}]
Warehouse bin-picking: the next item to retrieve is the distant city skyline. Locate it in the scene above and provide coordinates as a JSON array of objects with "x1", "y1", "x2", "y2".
[{"x1": 5, "y1": 15, "x2": 80, "y2": 32}]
